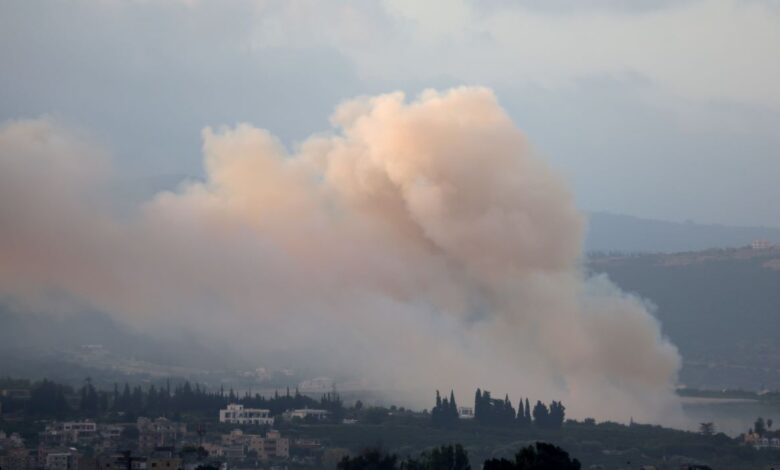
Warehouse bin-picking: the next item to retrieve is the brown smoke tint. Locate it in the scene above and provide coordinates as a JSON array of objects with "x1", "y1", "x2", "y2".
[{"x1": 0, "y1": 88, "x2": 681, "y2": 423}]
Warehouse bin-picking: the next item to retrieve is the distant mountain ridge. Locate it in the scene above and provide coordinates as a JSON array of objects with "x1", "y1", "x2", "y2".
[
  {"x1": 588, "y1": 246, "x2": 780, "y2": 390},
  {"x1": 585, "y1": 212, "x2": 780, "y2": 253}
]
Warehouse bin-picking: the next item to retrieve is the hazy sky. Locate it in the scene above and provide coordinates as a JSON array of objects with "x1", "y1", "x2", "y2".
[{"x1": 2, "y1": 0, "x2": 779, "y2": 226}]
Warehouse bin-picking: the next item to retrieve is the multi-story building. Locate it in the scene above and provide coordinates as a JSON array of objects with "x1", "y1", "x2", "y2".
[
  {"x1": 217, "y1": 429, "x2": 289, "y2": 462},
  {"x1": 41, "y1": 448, "x2": 79, "y2": 470},
  {"x1": 222, "y1": 445, "x2": 245, "y2": 462},
  {"x1": 220, "y1": 429, "x2": 246, "y2": 447},
  {"x1": 98, "y1": 424, "x2": 123, "y2": 441},
  {"x1": 200, "y1": 442, "x2": 224, "y2": 458},
  {"x1": 137, "y1": 418, "x2": 185, "y2": 454},
  {"x1": 218, "y1": 404, "x2": 274, "y2": 425},
  {"x1": 42, "y1": 421, "x2": 98, "y2": 446},
  {"x1": 247, "y1": 430, "x2": 289, "y2": 461},
  {"x1": 292, "y1": 438, "x2": 321, "y2": 451},
  {"x1": 752, "y1": 239, "x2": 773, "y2": 250},
  {"x1": 43, "y1": 421, "x2": 96, "y2": 446}
]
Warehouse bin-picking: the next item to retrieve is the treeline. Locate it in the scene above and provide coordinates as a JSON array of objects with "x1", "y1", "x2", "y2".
[
  {"x1": 1, "y1": 378, "x2": 343, "y2": 420},
  {"x1": 751, "y1": 416, "x2": 777, "y2": 437},
  {"x1": 337, "y1": 442, "x2": 580, "y2": 470},
  {"x1": 430, "y1": 389, "x2": 565, "y2": 429},
  {"x1": 430, "y1": 391, "x2": 458, "y2": 427}
]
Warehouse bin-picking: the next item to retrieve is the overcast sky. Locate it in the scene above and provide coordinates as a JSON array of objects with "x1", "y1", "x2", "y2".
[{"x1": 2, "y1": 0, "x2": 779, "y2": 226}]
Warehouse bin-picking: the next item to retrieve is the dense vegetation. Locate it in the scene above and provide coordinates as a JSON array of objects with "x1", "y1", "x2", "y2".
[
  {"x1": 0, "y1": 377, "x2": 344, "y2": 421},
  {"x1": 337, "y1": 442, "x2": 579, "y2": 470},
  {"x1": 4, "y1": 378, "x2": 780, "y2": 468},
  {"x1": 430, "y1": 389, "x2": 564, "y2": 429}
]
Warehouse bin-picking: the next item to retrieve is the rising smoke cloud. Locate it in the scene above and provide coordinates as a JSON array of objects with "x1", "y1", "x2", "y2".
[{"x1": 0, "y1": 88, "x2": 681, "y2": 423}]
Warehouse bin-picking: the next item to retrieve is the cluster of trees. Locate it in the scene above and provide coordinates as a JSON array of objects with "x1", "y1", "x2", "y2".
[
  {"x1": 473, "y1": 389, "x2": 564, "y2": 429},
  {"x1": 428, "y1": 389, "x2": 565, "y2": 429},
  {"x1": 431, "y1": 389, "x2": 566, "y2": 429},
  {"x1": 482, "y1": 442, "x2": 581, "y2": 470},
  {"x1": 475, "y1": 389, "x2": 524, "y2": 426},
  {"x1": 5, "y1": 377, "x2": 343, "y2": 421},
  {"x1": 531, "y1": 401, "x2": 565, "y2": 429},
  {"x1": 751, "y1": 416, "x2": 775, "y2": 436},
  {"x1": 431, "y1": 391, "x2": 459, "y2": 427},
  {"x1": 242, "y1": 388, "x2": 344, "y2": 419},
  {"x1": 338, "y1": 445, "x2": 470, "y2": 470},
  {"x1": 28, "y1": 379, "x2": 72, "y2": 416},
  {"x1": 337, "y1": 443, "x2": 579, "y2": 470}
]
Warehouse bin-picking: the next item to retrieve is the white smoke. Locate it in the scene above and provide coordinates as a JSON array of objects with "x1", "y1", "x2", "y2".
[{"x1": 0, "y1": 88, "x2": 681, "y2": 423}]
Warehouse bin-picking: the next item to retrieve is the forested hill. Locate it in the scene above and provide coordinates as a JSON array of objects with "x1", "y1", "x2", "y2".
[
  {"x1": 588, "y1": 246, "x2": 780, "y2": 390},
  {"x1": 585, "y1": 212, "x2": 780, "y2": 253}
]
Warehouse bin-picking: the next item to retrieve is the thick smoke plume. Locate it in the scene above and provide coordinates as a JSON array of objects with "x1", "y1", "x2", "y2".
[{"x1": 0, "y1": 88, "x2": 681, "y2": 422}]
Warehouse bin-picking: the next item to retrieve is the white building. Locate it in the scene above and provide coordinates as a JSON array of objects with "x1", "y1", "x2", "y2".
[
  {"x1": 219, "y1": 404, "x2": 274, "y2": 425},
  {"x1": 43, "y1": 448, "x2": 79, "y2": 470},
  {"x1": 458, "y1": 407, "x2": 475, "y2": 419},
  {"x1": 42, "y1": 421, "x2": 97, "y2": 446},
  {"x1": 751, "y1": 239, "x2": 773, "y2": 250},
  {"x1": 286, "y1": 408, "x2": 329, "y2": 421}
]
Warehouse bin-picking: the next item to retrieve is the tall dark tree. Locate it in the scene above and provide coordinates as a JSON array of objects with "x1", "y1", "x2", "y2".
[
  {"x1": 112, "y1": 383, "x2": 120, "y2": 410},
  {"x1": 532, "y1": 401, "x2": 549, "y2": 428},
  {"x1": 473, "y1": 389, "x2": 515, "y2": 426},
  {"x1": 517, "y1": 398, "x2": 526, "y2": 427},
  {"x1": 432, "y1": 390, "x2": 459, "y2": 427},
  {"x1": 524, "y1": 399, "x2": 531, "y2": 425},
  {"x1": 755, "y1": 417, "x2": 767, "y2": 435},
  {"x1": 79, "y1": 378, "x2": 99, "y2": 414},
  {"x1": 121, "y1": 383, "x2": 131, "y2": 411},
  {"x1": 548, "y1": 401, "x2": 565, "y2": 429},
  {"x1": 699, "y1": 422, "x2": 715, "y2": 436},
  {"x1": 449, "y1": 390, "x2": 458, "y2": 418},
  {"x1": 503, "y1": 395, "x2": 516, "y2": 425},
  {"x1": 474, "y1": 389, "x2": 483, "y2": 421},
  {"x1": 28, "y1": 379, "x2": 70, "y2": 416},
  {"x1": 99, "y1": 391, "x2": 109, "y2": 412}
]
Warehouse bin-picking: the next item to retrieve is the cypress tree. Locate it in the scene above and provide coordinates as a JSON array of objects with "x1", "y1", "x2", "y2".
[
  {"x1": 449, "y1": 390, "x2": 458, "y2": 421},
  {"x1": 432, "y1": 390, "x2": 442, "y2": 426},
  {"x1": 524, "y1": 398, "x2": 532, "y2": 425},
  {"x1": 474, "y1": 389, "x2": 483, "y2": 421},
  {"x1": 112, "y1": 383, "x2": 119, "y2": 411},
  {"x1": 517, "y1": 398, "x2": 525, "y2": 426},
  {"x1": 122, "y1": 383, "x2": 131, "y2": 411},
  {"x1": 504, "y1": 394, "x2": 515, "y2": 425},
  {"x1": 549, "y1": 401, "x2": 565, "y2": 429},
  {"x1": 532, "y1": 401, "x2": 549, "y2": 428}
]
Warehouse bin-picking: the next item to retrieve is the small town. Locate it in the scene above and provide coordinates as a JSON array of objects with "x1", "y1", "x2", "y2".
[
  {"x1": 0, "y1": 403, "x2": 334, "y2": 470},
  {"x1": 2, "y1": 379, "x2": 780, "y2": 470}
]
